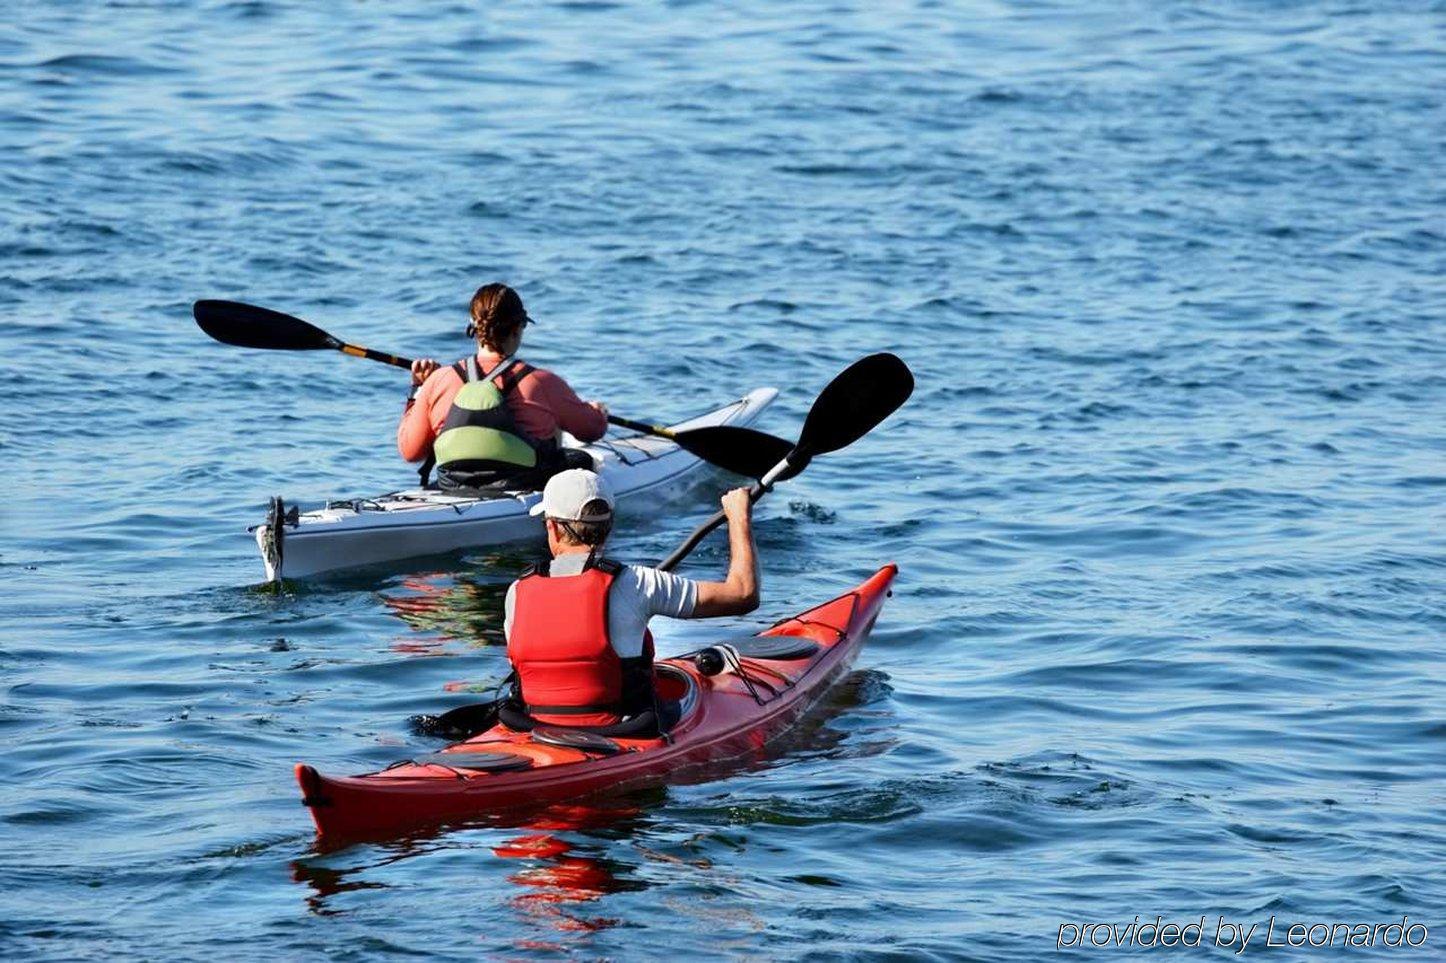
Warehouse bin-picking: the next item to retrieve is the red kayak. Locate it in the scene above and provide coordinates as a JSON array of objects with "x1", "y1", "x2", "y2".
[{"x1": 296, "y1": 564, "x2": 898, "y2": 839}]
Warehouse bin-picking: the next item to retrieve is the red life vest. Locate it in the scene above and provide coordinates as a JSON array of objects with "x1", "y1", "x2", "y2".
[{"x1": 508, "y1": 556, "x2": 655, "y2": 727}]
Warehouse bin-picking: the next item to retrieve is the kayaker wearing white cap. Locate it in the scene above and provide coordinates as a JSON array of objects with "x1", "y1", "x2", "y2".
[{"x1": 502, "y1": 469, "x2": 759, "y2": 734}]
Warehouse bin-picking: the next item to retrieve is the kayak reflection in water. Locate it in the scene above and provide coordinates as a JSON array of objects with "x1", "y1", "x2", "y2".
[
  {"x1": 492, "y1": 803, "x2": 648, "y2": 938},
  {"x1": 397, "y1": 282, "x2": 609, "y2": 491},
  {"x1": 501, "y1": 468, "x2": 761, "y2": 735},
  {"x1": 290, "y1": 801, "x2": 652, "y2": 931}
]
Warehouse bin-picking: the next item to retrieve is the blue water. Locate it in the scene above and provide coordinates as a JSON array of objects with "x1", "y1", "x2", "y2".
[{"x1": 4, "y1": 1, "x2": 1445, "y2": 958}]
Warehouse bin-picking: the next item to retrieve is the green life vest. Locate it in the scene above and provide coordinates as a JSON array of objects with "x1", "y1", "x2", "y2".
[{"x1": 433, "y1": 357, "x2": 539, "y2": 483}]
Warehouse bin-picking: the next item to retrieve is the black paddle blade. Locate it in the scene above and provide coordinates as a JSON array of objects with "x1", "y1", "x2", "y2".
[
  {"x1": 410, "y1": 700, "x2": 500, "y2": 740},
  {"x1": 193, "y1": 300, "x2": 342, "y2": 352},
  {"x1": 797, "y1": 353, "x2": 913, "y2": 456},
  {"x1": 672, "y1": 425, "x2": 795, "y2": 481}
]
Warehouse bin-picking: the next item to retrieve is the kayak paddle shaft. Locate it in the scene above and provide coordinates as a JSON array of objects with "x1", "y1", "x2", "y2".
[
  {"x1": 655, "y1": 352, "x2": 913, "y2": 572},
  {"x1": 340, "y1": 343, "x2": 413, "y2": 369}
]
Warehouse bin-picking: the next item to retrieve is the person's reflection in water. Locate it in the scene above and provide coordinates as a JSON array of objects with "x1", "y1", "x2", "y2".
[{"x1": 378, "y1": 549, "x2": 535, "y2": 651}]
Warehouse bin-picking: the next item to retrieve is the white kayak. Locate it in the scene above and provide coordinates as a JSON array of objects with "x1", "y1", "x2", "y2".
[{"x1": 252, "y1": 387, "x2": 777, "y2": 582}]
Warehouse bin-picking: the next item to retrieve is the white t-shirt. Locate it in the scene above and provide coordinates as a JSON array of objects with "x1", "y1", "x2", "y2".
[{"x1": 503, "y1": 553, "x2": 699, "y2": 658}]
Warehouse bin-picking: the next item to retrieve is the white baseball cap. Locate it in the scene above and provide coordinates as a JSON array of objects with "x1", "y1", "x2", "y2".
[{"x1": 529, "y1": 468, "x2": 616, "y2": 521}]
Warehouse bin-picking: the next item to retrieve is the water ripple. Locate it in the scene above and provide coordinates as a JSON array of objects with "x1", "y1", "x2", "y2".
[{"x1": 3, "y1": 0, "x2": 1445, "y2": 958}]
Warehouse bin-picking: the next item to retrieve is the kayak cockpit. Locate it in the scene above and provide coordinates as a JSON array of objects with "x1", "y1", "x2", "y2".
[{"x1": 368, "y1": 664, "x2": 702, "y2": 780}]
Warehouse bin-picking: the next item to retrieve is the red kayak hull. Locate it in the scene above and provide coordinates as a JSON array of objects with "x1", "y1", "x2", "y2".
[{"x1": 297, "y1": 564, "x2": 897, "y2": 839}]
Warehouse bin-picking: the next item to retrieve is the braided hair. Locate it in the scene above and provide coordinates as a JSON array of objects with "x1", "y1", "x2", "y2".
[{"x1": 468, "y1": 283, "x2": 529, "y2": 351}]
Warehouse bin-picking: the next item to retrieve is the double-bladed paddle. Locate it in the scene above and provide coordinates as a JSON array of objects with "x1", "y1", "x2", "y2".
[
  {"x1": 657, "y1": 352, "x2": 914, "y2": 571},
  {"x1": 192, "y1": 299, "x2": 793, "y2": 481}
]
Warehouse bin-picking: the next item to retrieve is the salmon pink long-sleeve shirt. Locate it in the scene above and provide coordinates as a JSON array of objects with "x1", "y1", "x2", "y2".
[{"x1": 397, "y1": 352, "x2": 608, "y2": 463}]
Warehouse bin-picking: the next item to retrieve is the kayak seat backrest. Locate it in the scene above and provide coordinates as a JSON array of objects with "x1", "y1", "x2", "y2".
[{"x1": 412, "y1": 751, "x2": 532, "y2": 772}]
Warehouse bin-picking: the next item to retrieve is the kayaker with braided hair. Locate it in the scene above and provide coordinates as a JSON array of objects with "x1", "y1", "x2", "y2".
[
  {"x1": 398, "y1": 283, "x2": 608, "y2": 490},
  {"x1": 502, "y1": 469, "x2": 760, "y2": 734}
]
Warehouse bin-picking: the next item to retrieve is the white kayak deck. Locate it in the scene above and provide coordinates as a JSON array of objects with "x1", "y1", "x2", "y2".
[{"x1": 253, "y1": 387, "x2": 777, "y2": 581}]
